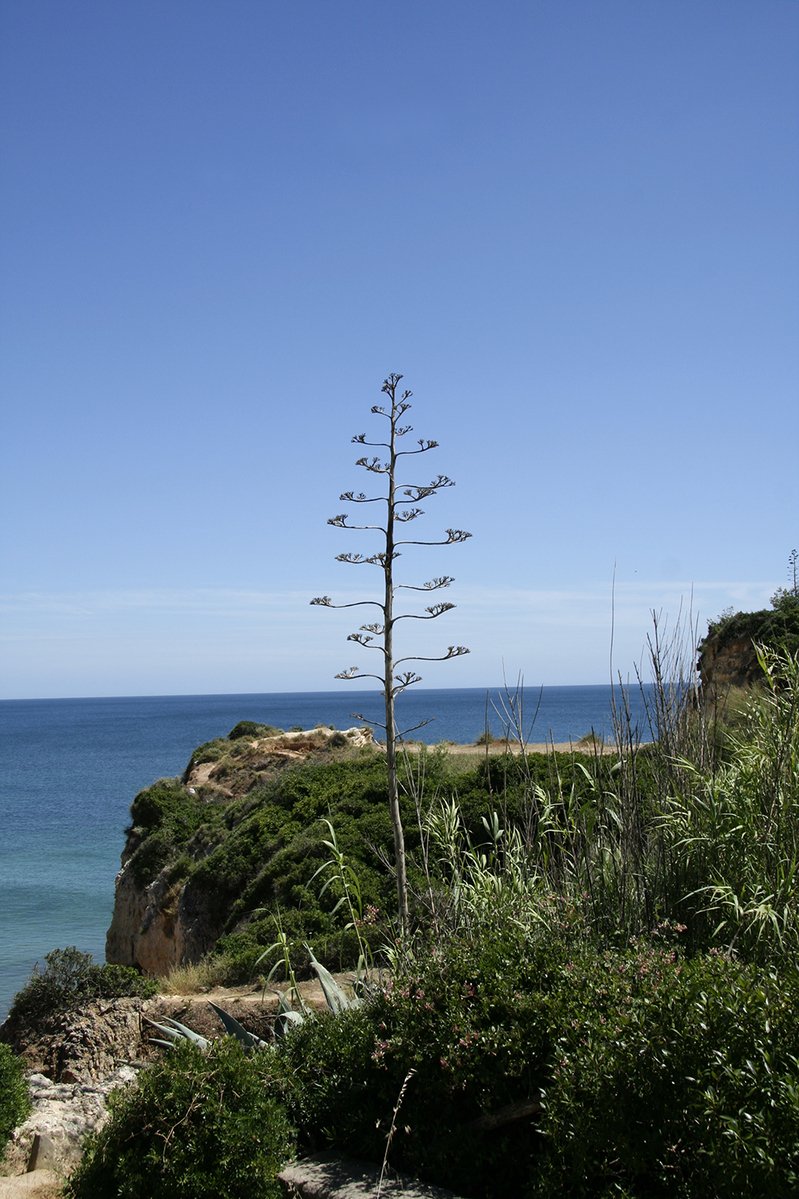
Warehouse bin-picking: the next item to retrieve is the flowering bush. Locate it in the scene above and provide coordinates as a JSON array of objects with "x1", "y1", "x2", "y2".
[
  {"x1": 534, "y1": 946, "x2": 799, "y2": 1197},
  {"x1": 278, "y1": 929, "x2": 799, "y2": 1198}
]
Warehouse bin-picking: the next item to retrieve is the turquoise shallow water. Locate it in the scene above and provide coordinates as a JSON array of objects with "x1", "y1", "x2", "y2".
[{"x1": 0, "y1": 685, "x2": 654, "y2": 1020}]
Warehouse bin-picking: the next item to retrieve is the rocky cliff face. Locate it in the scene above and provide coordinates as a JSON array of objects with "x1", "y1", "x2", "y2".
[
  {"x1": 697, "y1": 601, "x2": 799, "y2": 696},
  {"x1": 105, "y1": 725, "x2": 376, "y2": 976},
  {"x1": 697, "y1": 632, "x2": 764, "y2": 694},
  {"x1": 105, "y1": 861, "x2": 200, "y2": 977}
]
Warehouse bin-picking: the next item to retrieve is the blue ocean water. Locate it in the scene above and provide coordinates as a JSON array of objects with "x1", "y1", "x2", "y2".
[{"x1": 0, "y1": 685, "x2": 654, "y2": 1020}]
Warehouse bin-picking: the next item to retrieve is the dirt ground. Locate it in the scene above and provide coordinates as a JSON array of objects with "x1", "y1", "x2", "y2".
[{"x1": 403, "y1": 738, "x2": 619, "y2": 757}]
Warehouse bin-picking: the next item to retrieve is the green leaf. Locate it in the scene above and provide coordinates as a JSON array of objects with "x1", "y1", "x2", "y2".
[
  {"x1": 307, "y1": 947, "x2": 356, "y2": 1013},
  {"x1": 143, "y1": 1016, "x2": 210, "y2": 1050},
  {"x1": 208, "y1": 1002, "x2": 269, "y2": 1050}
]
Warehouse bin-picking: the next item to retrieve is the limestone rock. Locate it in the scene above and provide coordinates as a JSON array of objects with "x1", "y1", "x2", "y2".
[
  {"x1": 1, "y1": 1068, "x2": 136, "y2": 1178},
  {"x1": 2, "y1": 999, "x2": 151, "y2": 1085},
  {"x1": 105, "y1": 863, "x2": 191, "y2": 977},
  {"x1": 0, "y1": 1170, "x2": 62, "y2": 1198}
]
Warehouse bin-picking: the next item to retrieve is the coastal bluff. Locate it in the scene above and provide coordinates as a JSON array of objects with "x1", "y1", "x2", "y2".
[
  {"x1": 697, "y1": 599, "x2": 799, "y2": 695},
  {"x1": 105, "y1": 725, "x2": 375, "y2": 976}
]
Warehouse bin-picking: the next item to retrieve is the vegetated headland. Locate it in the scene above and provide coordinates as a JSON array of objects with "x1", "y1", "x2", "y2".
[{"x1": 2, "y1": 592, "x2": 799, "y2": 1198}]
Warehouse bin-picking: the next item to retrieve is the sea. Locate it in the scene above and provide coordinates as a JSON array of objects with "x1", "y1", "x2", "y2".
[{"x1": 0, "y1": 684, "x2": 655, "y2": 1021}]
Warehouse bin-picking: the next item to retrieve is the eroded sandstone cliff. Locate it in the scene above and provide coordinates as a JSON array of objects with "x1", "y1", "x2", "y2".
[
  {"x1": 697, "y1": 600, "x2": 799, "y2": 695},
  {"x1": 105, "y1": 725, "x2": 377, "y2": 976}
]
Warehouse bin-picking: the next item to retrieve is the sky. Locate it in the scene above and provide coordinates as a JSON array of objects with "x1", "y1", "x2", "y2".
[{"x1": 1, "y1": 0, "x2": 797, "y2": 699}]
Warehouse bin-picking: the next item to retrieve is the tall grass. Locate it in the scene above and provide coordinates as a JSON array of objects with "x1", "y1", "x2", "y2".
[
  {"x1": 662, "y1": 645, "x2": 799, "y2": 959},
  {"x1": 412, "y1": 641, "x2": 799, "y2": 965}
]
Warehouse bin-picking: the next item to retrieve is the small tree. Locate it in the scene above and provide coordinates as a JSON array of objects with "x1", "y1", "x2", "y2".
[{"x1": 312, "y1": 373, "x2": 471, "y2": 931}]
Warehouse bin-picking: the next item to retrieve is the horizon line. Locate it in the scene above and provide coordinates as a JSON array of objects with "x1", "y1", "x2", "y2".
[{"x1": 0, "y1": 678, "x2": 670, "y2": 704}]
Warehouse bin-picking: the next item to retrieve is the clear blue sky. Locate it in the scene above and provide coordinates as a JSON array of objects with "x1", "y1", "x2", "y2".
[{"x1": 1, "y1": 1, "x2": 797, "y2": 699}]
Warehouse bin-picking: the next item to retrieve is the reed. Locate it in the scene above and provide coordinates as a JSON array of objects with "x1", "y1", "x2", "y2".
[{"x1": 410, "y1": 632, "x2": 799, "y2": 964}]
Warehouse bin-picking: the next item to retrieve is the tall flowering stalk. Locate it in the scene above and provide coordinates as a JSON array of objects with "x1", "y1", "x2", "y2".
[{"x1": 312, "y1": 373, "x2": 470, "y2": 932}]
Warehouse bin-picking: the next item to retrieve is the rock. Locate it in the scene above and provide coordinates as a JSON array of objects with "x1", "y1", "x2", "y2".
[
  {"x1": 0, "y1": 1170, "x2": 62, "y2": 1198},
  {"x1": 0, "y1": 982, "x2": 360, "y2": 1188},
  {"x1": 26, "y1": 1135, "x2": 57, "y2": 1172},
  {"x1": 2, "y1": 999, "x2": 153, "y2": 1085},
  {"x1": 1, "y1": 1067, "x2": 136, "y2": 1178},
  {"x1": 106, "y1": 863, "x2": 191, "y2": 977},
  {"x1": 0, "y1": 998, "x2": 159, "y2": 1180},
  {"x1": 1, "y1": 983, "x2": 344, "y2": 1089},
  {"x1": 279, "y1": 1152, "x2": 465, "y2": 1198}
]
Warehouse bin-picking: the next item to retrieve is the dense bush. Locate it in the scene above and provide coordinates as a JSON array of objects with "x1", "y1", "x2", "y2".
[
  {"x1": 184, "y1": 737, "x2": 227, "y2": 769},
  {"x1": 0, "y1": 1043, "x2": 30, "y2": 1154},
  {"x1": 227, "y1": 720, "x2": 280, "y2": 740},
  {"x1": 187, "y1": 755, "x2": 399, "y2": 932},
  {"x1": 127, "y1": 779, "x2": 220, "y2": 887},
  {"x1": 214, "y1": 918, "x2": 376, "y2": 984},
  {"x1": 67, "y1": 1039, "x2": 295, "y2": 1199},
  {"x1": 533, "y1": 947, "x2": 799, "y2": 1198},
  {"x1": 129, "y1": 779, "x2": 195, "y2": 833},
  {"x1": 451, "y1": 748, "x2": 620, "y2": 842},
  {"x1": 279, "y1": 921, "x2": 557, "y2": 1197},
  {"x1": 701, "y1": 600, "x2": 799, "y2": 664},
  {"x1": 8, "y1": 947, "x2": 158, "y2": 1026},
  {"x1": 275, "y1": 931, "x2": 799, "y2": 1198}
]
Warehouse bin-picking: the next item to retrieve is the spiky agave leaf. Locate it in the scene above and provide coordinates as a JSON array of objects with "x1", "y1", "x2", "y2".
[
  {"x1": 273, "y1": 989, "x2": 305, "y2": 1037},
  {"x1": 208, "y1": 1001, "x2": 269, "y2": 1050},
  {"x1": 307, "y1": 948, "x2": 361, "y2": 1013},
  {"x1": 143, "y1": 1016, "x2": 210, "y2": 1051}
]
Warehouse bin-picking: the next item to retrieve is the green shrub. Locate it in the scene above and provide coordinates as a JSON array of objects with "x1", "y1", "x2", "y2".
[
  {"x1": 228, "y1": 721, "x2": 280, "y2": 740},
  {"x1": 533, "y1": 946, "x2": 799, "y2": 1198},
  {"x1": 278, "y1": 920, "x2": 559, "y2": 1197},
  {"x1": 0, "y1": 1043, "x2": 30, "y2": 1154},
  {"x1": 275, "y1": 927, "x2": 799, "y2": 1199},
  {"x1": 127, "y1": 827, "x2": 178, "y2": 887},
  {"x1": 185, "y1": 739, "x2": 227, "y2": 769},
  {"x1": 452, "y1": 749, "x2": 615, "y2": 835},
  {"x1": 185, "y1": 756, "x2": 396, "y2": 937},
  {"x1": 8, "y1": 947, "x2": 158, "y2": 1025},
  {"x1": 66, "y1": 1038, "x2": 295, "y2": 1199},
  {"x1": 127, "y1": 780, "x2": 219, "y2": 887},
  {"x1": 129, "y1": 779, "x2": 190, "y2": 832},
  {"x1": 215, "y1": 918, "x2": 378, "y2": 985}
]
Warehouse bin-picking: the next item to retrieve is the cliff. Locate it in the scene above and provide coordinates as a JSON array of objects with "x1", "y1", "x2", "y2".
[
  {"x1": 697, "y1": 598, "x2": 799, "y2": 695},
  {"x1": 105, "y1": 724, "x2": 379, "y2": 978}
]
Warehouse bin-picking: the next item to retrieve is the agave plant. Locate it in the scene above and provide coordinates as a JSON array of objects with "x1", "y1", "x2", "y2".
[
  {"x1": 144, "y1": 1015, "x2": 212, "y2": 1052},
  {"x1": 146, "y1": 949, "x2": 361, "y2": 1053}
]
